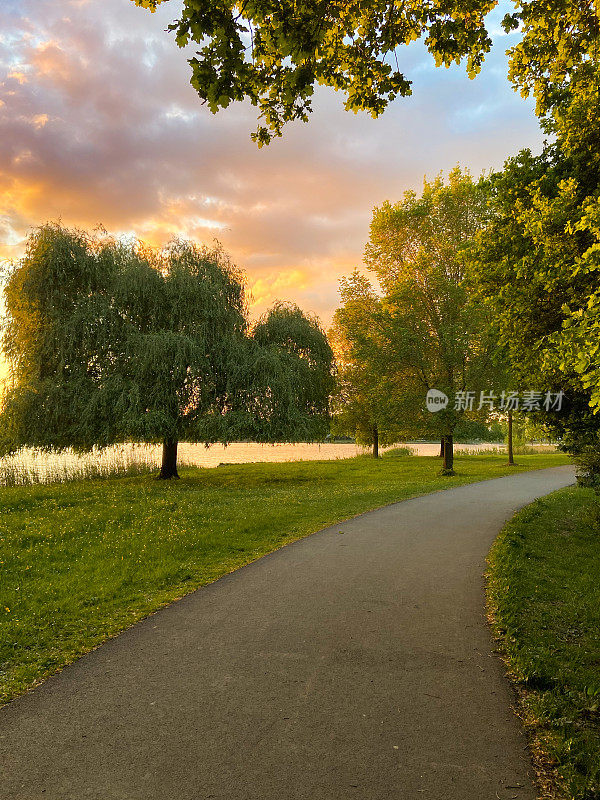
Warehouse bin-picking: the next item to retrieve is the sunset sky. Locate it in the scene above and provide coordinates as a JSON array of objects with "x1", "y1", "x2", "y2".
[{"x1": 1, "y1": 0, "x2": 543, "y2": 376}]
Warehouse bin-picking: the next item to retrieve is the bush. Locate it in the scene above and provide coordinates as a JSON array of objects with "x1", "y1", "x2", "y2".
[
  {"x1": 383, "y1": 446, "x2": 414, "y2": 458},
  {"x1": 573, "y1": 445, "x2": 600, "y2": 493}
]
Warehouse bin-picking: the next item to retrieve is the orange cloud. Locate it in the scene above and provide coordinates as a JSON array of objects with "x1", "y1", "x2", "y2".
[{"x1": 7, "y1": 70, "x2": 28, "y2": 84}]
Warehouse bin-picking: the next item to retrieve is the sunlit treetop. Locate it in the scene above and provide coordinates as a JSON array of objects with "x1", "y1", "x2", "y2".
[
  {"x1": 131, "y1": 0, "x2": 599, "y2": 145},
  {"x1": 504, "y1": 0, "x2": 599, "y2": 124},
  {"x1": 132, "y1": 0, "x2": 496, "y2": 144}
]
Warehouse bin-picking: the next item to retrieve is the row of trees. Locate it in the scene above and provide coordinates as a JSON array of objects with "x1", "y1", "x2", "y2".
[
  {"x1": 0, "y1": 200, "x2": 512, "y2": 481},
  {"x1": 329, "y1": 138, "x2": 599, "y2": 474},
  {"x1": 330, "y1": 168, "x2": 506, "y2": 473},
  {"x1": 0, "y1": 225, "x2": 334, "y2": 478},
  {"x1": 1, "y1": 151, "x2": 587, "y2": 478},
  {"x1": 0, "y1": 159, "x2": 592, "y2": 479}
]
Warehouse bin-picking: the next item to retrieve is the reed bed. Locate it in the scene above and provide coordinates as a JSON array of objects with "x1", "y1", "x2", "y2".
[{"x1": 0, "y1": 446, "x2": 160, "y2": 486}]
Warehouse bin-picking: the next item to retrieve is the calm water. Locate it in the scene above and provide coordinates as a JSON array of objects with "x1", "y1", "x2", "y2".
[{"x1": 0, "y1": 441, "x2": 514, "y2": 486}]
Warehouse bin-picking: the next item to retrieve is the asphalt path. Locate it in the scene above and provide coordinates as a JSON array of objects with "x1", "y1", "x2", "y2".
[{"x1": 0, "y1": 465, "x2": 575, "y2": 800}]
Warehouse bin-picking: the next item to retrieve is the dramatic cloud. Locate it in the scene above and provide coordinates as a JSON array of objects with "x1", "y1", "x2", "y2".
[{"x1": 0, "y1": 0, "x2": 543, "y2": 347}]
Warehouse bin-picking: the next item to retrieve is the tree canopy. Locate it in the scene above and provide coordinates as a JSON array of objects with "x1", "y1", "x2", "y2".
[
  {"x1": 332, "y1": 168, "x2": 502, "y2": 470},
  {"x1": 0, "y1": 224, "x2": 334, "y2": 477},
  {"x1": 130, "y1": 0, "x2": 596, "y2": 144},
  {"x1": 464, "y1": 9, "x2": 600, "y2": 483}
]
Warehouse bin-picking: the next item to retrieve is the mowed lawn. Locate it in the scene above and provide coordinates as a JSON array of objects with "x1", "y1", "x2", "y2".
[
  {"x1": 1, "y1": 450, "x2": 569, "y2": 705},
  {"x1": 488, "y1": 485, "x2": 600, "y2": 800}
]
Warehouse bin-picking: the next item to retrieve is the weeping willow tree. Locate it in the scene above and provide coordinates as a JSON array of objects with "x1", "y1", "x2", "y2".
[
  {"x1": 251, "y1": 302, "x2": 334, "y2": 433},
  {"x1": 0, "y1": 224, "x2": 334, "y2": 478}
]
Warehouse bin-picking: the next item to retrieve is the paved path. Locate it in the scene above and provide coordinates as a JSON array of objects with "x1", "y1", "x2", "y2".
[{"x1": 0, "y1": 466, "x2": 575, "y2": 800}]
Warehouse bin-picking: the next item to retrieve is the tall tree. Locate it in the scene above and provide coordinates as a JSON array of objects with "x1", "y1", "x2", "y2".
[
  {"x1": 362, "y1": 167, "x2": 500, "y2": 473},
  {"x1": 467, "y1": 65, "x2": 600, "y2": 440},
  {"x1": 130, "y1": 0, "x2": 594, "y2": 144},
  {"x1": 463, "y1": 0, "x2": 600, "y2": 478},
  {"x1": 0, "y1": 224, "x2": 334, "y2": 478},
  {"x1": 467, "y1": 148, "x2": 600, "y2": 464}
]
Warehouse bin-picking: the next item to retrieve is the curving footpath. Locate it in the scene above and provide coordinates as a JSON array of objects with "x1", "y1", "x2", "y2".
[{"x1": 0, "y1": 465, "x2": 575, "y2": 800}]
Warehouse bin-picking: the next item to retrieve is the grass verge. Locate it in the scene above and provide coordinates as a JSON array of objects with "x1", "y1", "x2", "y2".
[
  {"x1": 1, "y1": 450, "x2": 569, "y2": 706},
  {"x1": 487, "y1": 486, "x2": 600, "y2": 800}
]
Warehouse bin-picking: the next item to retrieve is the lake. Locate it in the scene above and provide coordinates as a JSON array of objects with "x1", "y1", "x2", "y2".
[{"x1": 0, "y1": 441, "x2": 512, "y2": 486}]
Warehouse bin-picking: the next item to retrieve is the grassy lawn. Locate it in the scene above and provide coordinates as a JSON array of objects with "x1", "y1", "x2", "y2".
[
  {"x1": 0, "y1": 449, "x2": 568, "y2": 706},
  {"x1": 487, "y1": 486, "x2": 600, "y2": 800}
]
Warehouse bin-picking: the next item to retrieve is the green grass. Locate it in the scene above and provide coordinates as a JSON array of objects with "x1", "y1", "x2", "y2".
[
  {"x1": 0, "y1": 450, "x2": 568, "y2": 706},
  {"x1": 487, "y1": 486, "x2": 600, "y2": 800}
]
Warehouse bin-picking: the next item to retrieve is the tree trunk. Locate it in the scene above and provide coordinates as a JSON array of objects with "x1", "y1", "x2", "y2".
[
  {"x1": 372, "y1": 425, "x2": 379, "y2": 459},
  {"x1": 443, "y1": 434, "x2": 454, "y2": 473},
  {"x1": 159, "y1": 439, "x2": 179, "y2": 479},
  {"x1": 439, "y1": 437, "x2": 445, "y2": 458},
  {"x1": 507, "y1": 412, "x2": 515, "y2": 466}
]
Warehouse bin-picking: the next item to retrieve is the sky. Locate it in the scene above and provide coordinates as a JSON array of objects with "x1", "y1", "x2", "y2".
[{"x1": 0, "y1": 0, "x2": 544, "y2": 384}]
